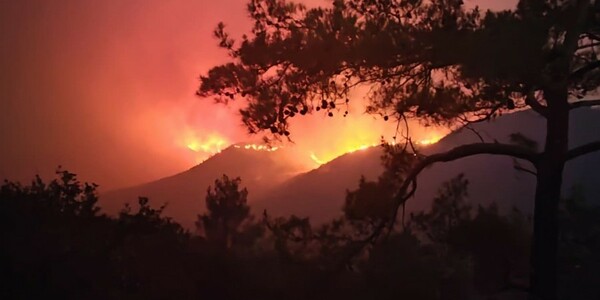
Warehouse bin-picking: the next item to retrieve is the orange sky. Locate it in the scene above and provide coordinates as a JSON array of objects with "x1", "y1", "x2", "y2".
[{"x1": 0, "y1": 0, "x2": 517, "y2": 190}]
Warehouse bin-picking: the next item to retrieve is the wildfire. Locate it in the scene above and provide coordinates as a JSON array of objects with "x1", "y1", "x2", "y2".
[
  {"x1": 185, "y1": 136, "x2": 227, "y2": 154},
  {"x1": 309, "y1": 152, "x2": 326, "y2": 165},
  {"x1": 180, "y1": 132, "x2": 229, "y2": 164},
  {"x1": 347, "y1": 144, "x2": 373, "y2": 153},
  {"x1": 307, "y1": 134, "x2": 444, "y2": 166},
  {"x1": 309, "y1": 143, "x2": 377, "y2": 166},
  {"x1": 179, "y1": 129, "x2": 444, "y2": 167},
  {"x1": 233, "y1": 144, "x2": 279, "y2": 152},
  {"x1": 415, "y1": 135, "x2": 442, "y2": 146}
]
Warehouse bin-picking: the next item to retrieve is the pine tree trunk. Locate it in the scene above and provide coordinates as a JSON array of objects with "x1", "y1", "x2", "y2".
[
  {"x1": 530, "y1": 159, "x2": 563, "y2": 300},
  {"x1": 530, "y1": 94, "x2": 569, "y2": 300}
]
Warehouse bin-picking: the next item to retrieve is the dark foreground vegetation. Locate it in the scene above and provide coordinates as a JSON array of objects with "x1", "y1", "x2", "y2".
[{"x1": 1, "y1": 170, "x2": 598, "y2": 300}]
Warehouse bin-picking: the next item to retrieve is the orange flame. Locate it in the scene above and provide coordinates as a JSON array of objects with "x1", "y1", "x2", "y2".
[
  {"x1": 181, "y1": 132, "x2": 229, "y2": 163},
  {"x1": 179, "y1": 128, "x2": 444, "y2": 167},
  {"x1": 415, "y1": 135, "x2": 442, "y2": 146},
  {"x1": 307, "y1": 134, "x2": 443, "y2": 166},
  {"x1": 309, "y1": 142, "x2": 378, "y2": 166},
  {"x1": 233, "y1": 144, "x2": 280, "y2": 152}
]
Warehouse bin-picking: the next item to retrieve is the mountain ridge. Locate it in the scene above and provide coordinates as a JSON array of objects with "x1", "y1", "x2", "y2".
[{"x1": 101, "y1": 108, "x2": 600, "y2": 228}]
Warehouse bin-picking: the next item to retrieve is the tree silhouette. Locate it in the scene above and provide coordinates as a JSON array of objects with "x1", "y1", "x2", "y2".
[
  {"x1": 198, "y1": 1, "x2": 600, "y2": 298},
  {"x1": 411, "y1": 174, "x2": 531, "y2": 295},
  {"x1": 196, "y1": 175, "x2": 252, "y2": 250},
  {"x1": 411, "y1": 174, "x2": 472, "y2": 245},
  {"x1": 0, "y1": 170, "x2": 197, "y2": 299},
  {"x1": 557, "y1": 187, "x2": 600, "y2": 299},
  {"x1": 344, "y1": 176, "x2": 395, "y2": 222},
  {"x1": 0, "y1": 170, "x2": 111, "y2": 298},
  {"x1": 3, "y1": 170, "x2": 597, "y2": 298}
]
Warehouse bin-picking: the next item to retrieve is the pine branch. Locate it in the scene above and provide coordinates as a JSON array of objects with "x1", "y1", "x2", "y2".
[
  {"x1": 387, "y1": 143, "x2": 539, "y2": 231},
  {"x1": 566, "y1": 140, "x2": 600, "y2": 161},
  {"x1": 569, "y1": 61, "x2": 600, "y2": 81},
  {"x1": 570, "y1": 99, "x2": 600, "y2": 109}
]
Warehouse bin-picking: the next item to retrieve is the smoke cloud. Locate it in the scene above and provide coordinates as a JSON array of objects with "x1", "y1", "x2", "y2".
[{"x1": 0, "y1": 0, "x2": 516, "y2": 190}]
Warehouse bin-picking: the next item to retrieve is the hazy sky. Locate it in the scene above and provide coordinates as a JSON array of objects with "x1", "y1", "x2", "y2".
[{"x1": 0, "y1": 0, "x2": 516, "y2": 190}]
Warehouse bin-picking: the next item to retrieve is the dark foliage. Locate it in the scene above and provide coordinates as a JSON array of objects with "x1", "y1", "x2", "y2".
[
  {"x1": 2, "y1": 170, "x2": 598, "y2": 299},
  {"x1": 195, "y1": 175, "x2": 260, "y2": 251}
]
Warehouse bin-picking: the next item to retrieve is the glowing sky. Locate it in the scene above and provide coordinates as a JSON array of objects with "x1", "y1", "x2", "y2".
[{"x1": 0, "y1": 0, "x2": 516, "y2": 190}]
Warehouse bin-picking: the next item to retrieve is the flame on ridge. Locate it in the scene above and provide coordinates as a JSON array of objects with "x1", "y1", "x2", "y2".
[
  {"x1": 307, "y1": 134, "x2": 443, "y2": 166},
  {"x1": 233, "y1": 144, "x2": 279, "y2": 152},
  {"x1": 180, "y1": 131, "x2": 229, "y2": 164},
  {"x1": 309, "y1": 143, "x2": 378, "y2": 166},
  {"x1": 416, "y1": 135, "x2": 442, "y2": 145},
  {"x1": 181, "y1": 131, "x2": 443, "y2": 167},
  {"x1": 185, "y1": 134, "x2": 227, "y2": 154}
]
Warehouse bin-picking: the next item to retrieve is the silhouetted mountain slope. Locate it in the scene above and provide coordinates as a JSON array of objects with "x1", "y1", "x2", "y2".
[
  {"x1": 253, "y1": 149, "x2": 383, "y2": 223},
  {"x1": 255, "y1": 108, "x2": 600, "y2": 224},
  {"x1": 103, "y1": 109, "x2": 600, "y2": 228},
  {"x1": 101, "y1": 145, "x2": 304, "y2": 229}
]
